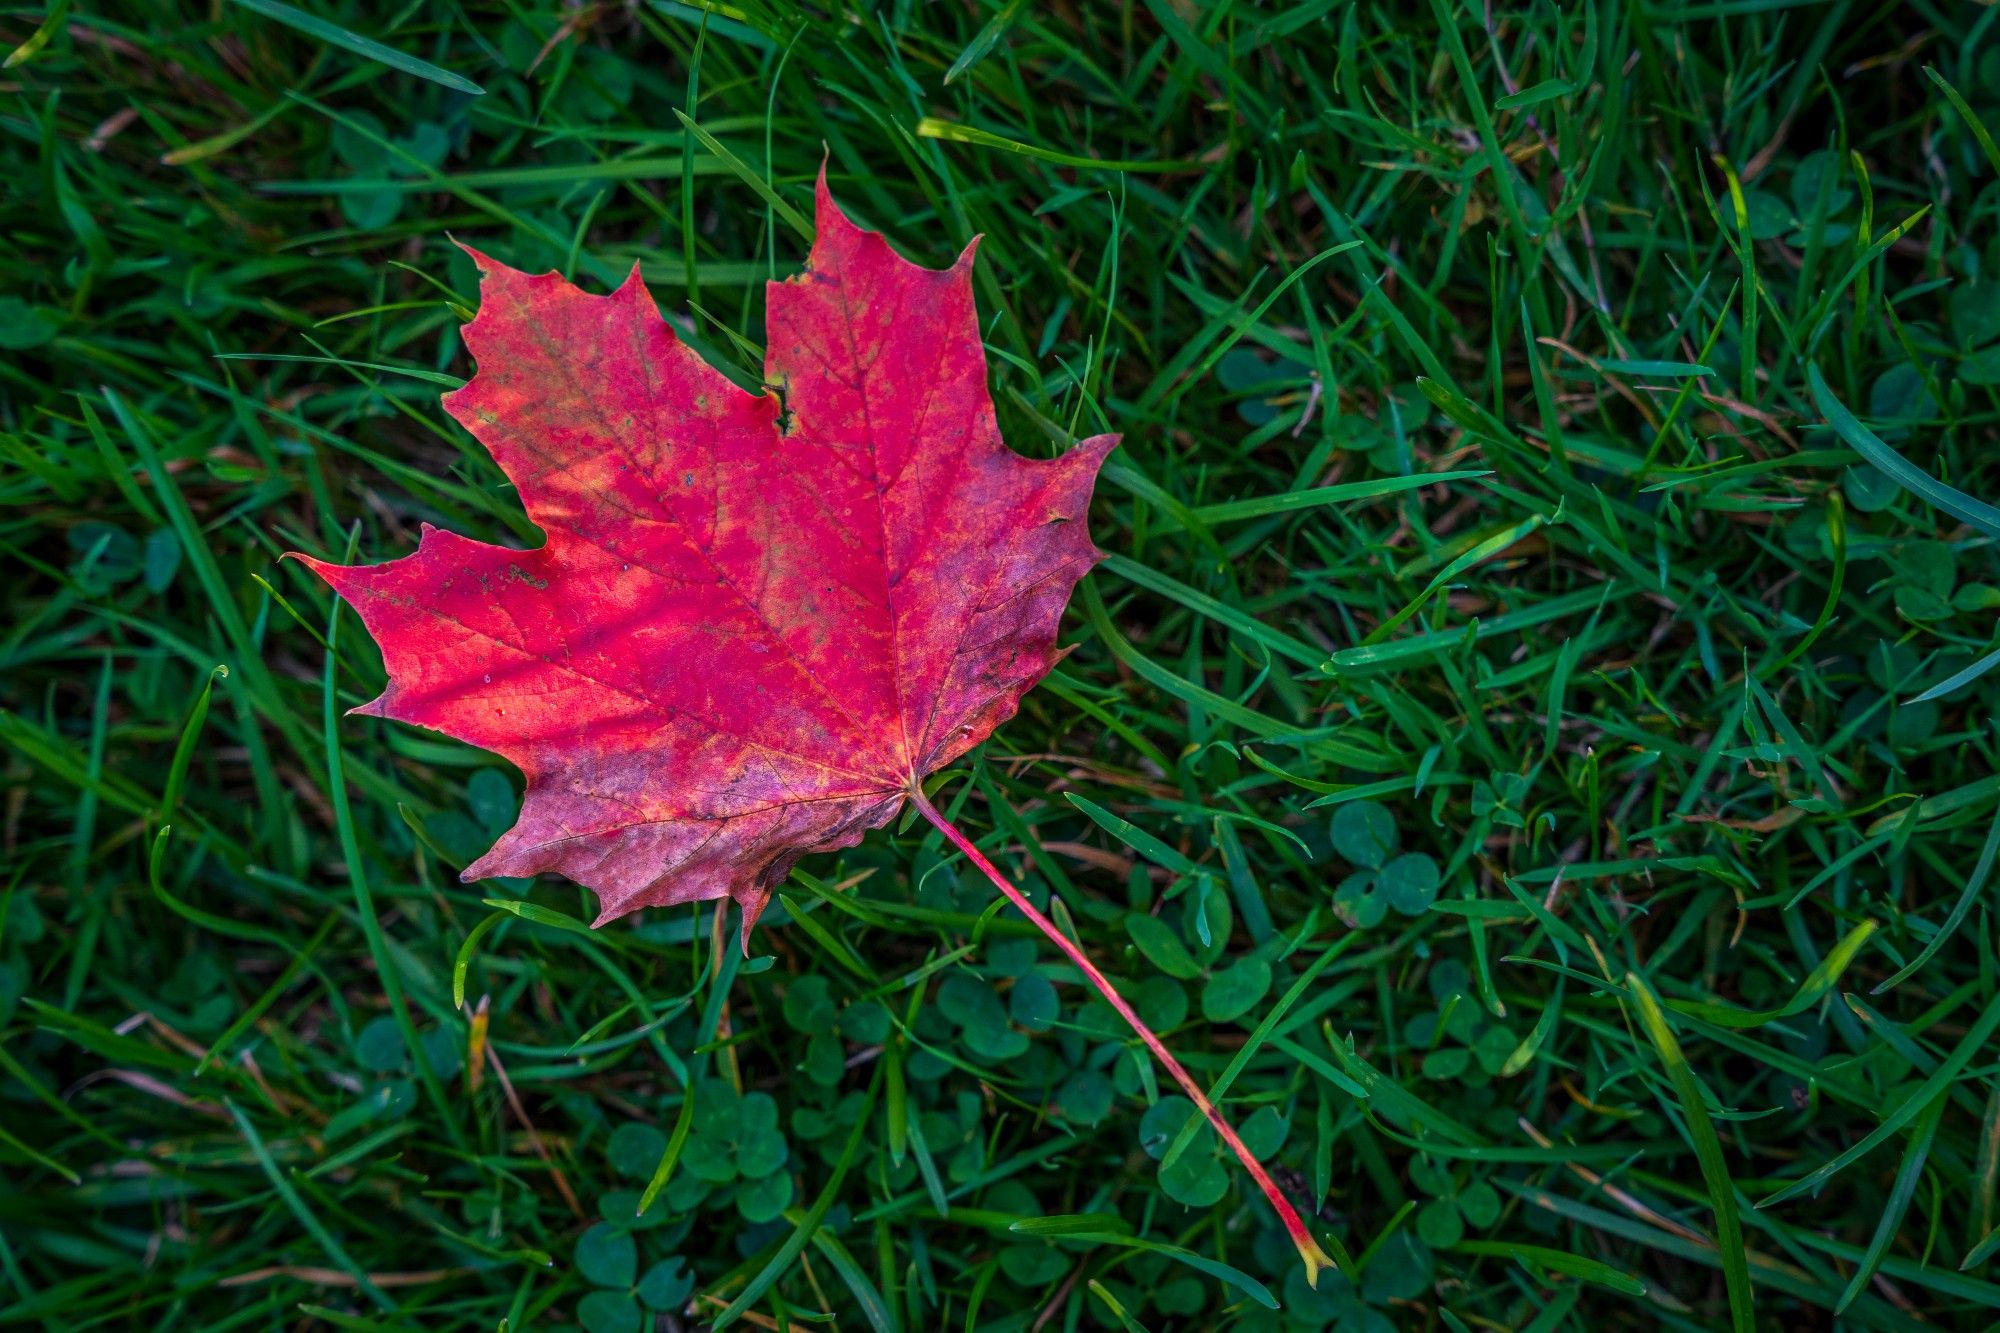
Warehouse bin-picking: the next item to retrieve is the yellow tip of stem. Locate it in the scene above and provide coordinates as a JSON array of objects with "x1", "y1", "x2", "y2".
[{"x1": 1296, "y1": 1235, "x2": 1337, "y2": 1288}]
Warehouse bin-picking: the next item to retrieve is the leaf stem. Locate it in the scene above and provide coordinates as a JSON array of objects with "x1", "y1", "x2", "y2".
[{"x1": 908, "y1": 785, "x2": 1335, "y2": 1287}]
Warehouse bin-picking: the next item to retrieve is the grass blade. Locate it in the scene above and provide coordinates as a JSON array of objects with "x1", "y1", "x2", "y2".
[
  {"x1": 1809, "y1": 362, "x2": 2000, "y2": 538},
  {"x1": 1837, "y1": 1089, "x2": 1948, "y2": 1312},
  {"x1": 231, "y1": 0, "x2": 483, "y2": 94},
  {"x1": 1627, "y1": 972, "x2": 1755, "y2": 1331}
]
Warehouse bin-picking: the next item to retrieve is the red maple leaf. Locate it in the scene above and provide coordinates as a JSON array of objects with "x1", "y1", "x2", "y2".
[
  {"x1": 295, "y1": 178, "x2": 1111, "y2": 932},
  {"x1": 293, "y1": 175, "x2": 1332, "y2": 1283}
]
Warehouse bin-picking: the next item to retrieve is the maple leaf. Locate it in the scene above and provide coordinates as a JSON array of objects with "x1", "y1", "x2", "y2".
[
  {"x1": 292, "y1": 175, "x2": 1334, "y2": 1285},
  {"x1": 294, "y1": 177, "x2": 1113, "y2": 934}
]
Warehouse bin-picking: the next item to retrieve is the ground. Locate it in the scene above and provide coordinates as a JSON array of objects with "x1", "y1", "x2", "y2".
[{"x1": 5, "y1": 1, "x2": 2000, "y2": 1330}]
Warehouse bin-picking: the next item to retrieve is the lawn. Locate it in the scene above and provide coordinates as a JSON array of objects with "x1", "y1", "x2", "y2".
[{"x1": 6, "y1": 0, "x2": 2000, "y2": 1328}]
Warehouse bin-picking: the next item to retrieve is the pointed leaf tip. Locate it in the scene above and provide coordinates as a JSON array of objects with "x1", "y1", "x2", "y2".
[{"x1": 451, "y1": 236, "x2": 502, "y2": 273}]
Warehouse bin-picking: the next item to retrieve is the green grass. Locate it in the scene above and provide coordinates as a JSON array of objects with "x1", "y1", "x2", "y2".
[{"x1": 7, "y1": 0, "x2": 2000, "y2": 1328}]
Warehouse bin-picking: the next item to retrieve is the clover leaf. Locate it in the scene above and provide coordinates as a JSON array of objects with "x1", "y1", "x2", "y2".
[
  {"x1": 1411, "y1": 1157, "x2": 1502, "y2": 1248},
  {"x1": 679, "y1": 1080, "x2": 793, "y2": 1219},
  {"x1": 735, "y1": 1170, "x2": 795, "y2": 1223},
  {"x1": 938, "y1": 969, "x2": 1031, "y2": 1061},
  {"x1": 1377, "y1": 852, "x2": 1440, "y2": 915},
  {"x1": 1142, "y1": 1100, "x2": 1227, "y2": 1205},
  {"x1": 1470, "y1": 773, "x2": 1530, "y2": 829},
  {"x1": 605, "y1": 1121, "x2": 666, "y2": 1180},
  {"x1": 573, "y1": 1220, "x2": 695, "y2": 1333},
  {"x1": 1333, "y1": 870, "x2": 1387, "y2": 929},
  {"x1": 575, "y1": 1222, "x2": 636, "y2": 1289},
  {"x1": 1009, "y1": 970, "x2": 1059, "y2": 1030},
  {"x1": 1056, "y1": 1067, "x2": 1115, "y2": 1125},
  {"x1": 1329, "y1": 802, "x2": 1397, "y2": 867},
  {"x1": 1139, "y1": 1095, "x2": 1235, "y2": 1206},
  {"x1": 1201, "y1": 955, "x2": 1272, "y2": 1024},
  {"x1": 576, "y1": 1291, "x2": 641, "y2": 1333},
  {"x1": 781, "y1": 974, "x2": 838, "y2": 1034},
  {"x1": 637, "y1": 1256, "x2": 694, "y2": 1310},
  {"x1": 778, "y1": 976, "x2": 894, "y2": 1086},
  {"x1": 1001, "y1": 1243, "x2": 1070, "y2": 1284},
  {"x1": 1328, "y1": 801, "x2": 1440, "y2": 927},
  {"x1": 1407, "y1": 964, "x2": 1519, "y2": 1087}
]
